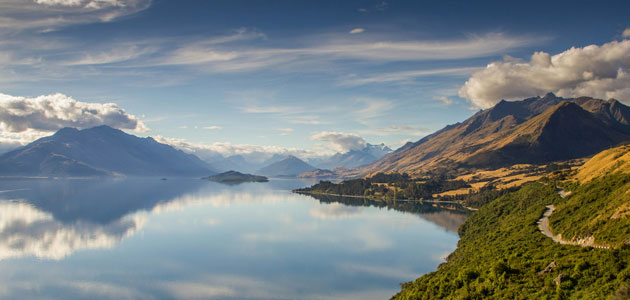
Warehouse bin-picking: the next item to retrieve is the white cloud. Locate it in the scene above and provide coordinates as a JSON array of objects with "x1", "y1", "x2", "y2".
[
  {"x1": 275, "y1": 127, "x2": 293, "y2": 136},
  {"x1": 0, "y1": 92, "x2": 147, "y2": 133},
  {"x1": 358, "y1": 125, "x2": 429, "y2": 136},
  {"x1": 349, "y1": 28, "x2": 365, "y2": 34},
  {"x1": 153, "y1": 136, "x2": 328, "y2": 163},
  {"x1": 623, "y1": 28, "x2": 630, "y2": 39},
  {"x1": 338, "y1": 67, "x2": 479, "y2": 86},
  {"x1": 155, "y1": 33, "x2": 540, "y2": 73},
  {"x1": 459, "y1": 39, "x2": 630, "y2": 108},
  {"x1": 286, "y1": 115, "x2": 325, "y2": 125},
  {"x1": 352, "y1": 97, "x2": 394, "y2": 124},
  {"x1": 310, "y1": 131, "x2": 366, "y2": 153},
  {"x1": 434, "y1": 96, "x2": 454, "y2": 105},
  {"x1": 0, "y1": 0, "x2": 151, "y2": 32},
  {"x1": 35, "y1": 0, "x2": 83, "y2": 6},
  {"x1": 202, "y1": 126, "x2": 222, "y2": 130},
  {"x1": 64, "y1": 45, "x2": 157, "y2": 65},
  {"x1": 0, "y1": 93, "x2": 147, "y2": 149}
]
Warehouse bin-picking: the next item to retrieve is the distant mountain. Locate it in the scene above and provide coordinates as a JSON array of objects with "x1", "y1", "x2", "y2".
[
  {"x1": 364, "y1": 143, "x2": 393, "y2": 158},
  {"x1": 316, "y1": 143, "x2": 393, "y2": 169},
  {"x1": 209, "y1": 154, "x2": 285, "y2": 173},
  {"x1": 256, "y1": 155, "x2": 316, "y2": 177},
  {"x1": 203, "y1": 170, "x2": 268, "y2": 184},
  {"x1": 0, "y1": 125, "x2": 214, "y2": 177},
  {"x1": 363, "y1": 93, "x2": 630, "y2": 175}
]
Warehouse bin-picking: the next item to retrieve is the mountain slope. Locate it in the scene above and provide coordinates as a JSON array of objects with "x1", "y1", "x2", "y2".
[
  {"x1": 393, "y1": 145, "x2": 630, "y2": 299},
  {"x1": 0, "y1": 126, "x2": 214, "y2": 176},
  {"x1": 364, "y1": 94, "x2": 630, "y2": 175},
  {"x1": 256, "y1": 155, "x2": 316, "y2": 177}
]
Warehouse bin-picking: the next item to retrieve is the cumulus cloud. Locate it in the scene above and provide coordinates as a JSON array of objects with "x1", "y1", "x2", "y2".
[
  {"x1": 0, "y1": 93, "x2": 147, "y2": 148},
  {"x1": 310, "y1": 131, "x2": 367, "y2": 153},
  {"x1": 0, "y1": 93, "x2": 147, "y2": 133},
  {"x1": 459, "y1": 39, "x2": 630, "y2": 108}
]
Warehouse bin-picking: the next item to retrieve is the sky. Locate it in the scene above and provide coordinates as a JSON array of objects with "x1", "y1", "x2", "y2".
[{"x1": 0, "y1": 0, "x2": 629, "y2": 158}]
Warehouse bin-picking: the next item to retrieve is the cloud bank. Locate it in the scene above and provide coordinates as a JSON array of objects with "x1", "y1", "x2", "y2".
[
  {"x1": 0, "y1": 93, "x2": 147, "y2": 133},
  {"x1": 459, "y1": 39, "x2": 630, "y2": 108},
  {"x1": 0, "y1": 93, "x2": 146, "y2": 149},
  {"x1": 153, "y1": 136, "x2": 326, "y2": 163},
  {"x1": 310, "y1": 131, "x2": 367, "y2": 153}
]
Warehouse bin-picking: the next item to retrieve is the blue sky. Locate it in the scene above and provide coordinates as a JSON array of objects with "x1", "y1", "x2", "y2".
[{"x1": 0, "y1": 0, "x2": 629, "y2": 157}]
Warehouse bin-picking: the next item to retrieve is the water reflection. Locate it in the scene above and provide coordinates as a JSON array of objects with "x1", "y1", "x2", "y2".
[
  {"x1": 0, "y1": 177, "x2": 469, "y2": 300},
  {"x1": 0, "y1": 178, "x2": 204, "y2": 260},
  {"x1": 0, "y1": 201, "x2": 144, "y2": 260},
  {"x1": 304, "y1": 193, "x2": 471, "y2": 232}
]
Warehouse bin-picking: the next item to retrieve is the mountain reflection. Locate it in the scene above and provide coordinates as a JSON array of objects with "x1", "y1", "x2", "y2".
[
  {"x1": 302, "y1": 193, "x2": 471, "y2": 232},
  {"x1": 0, "y1": 177, "x2": 205, "y2": 260},
  {"x1": 0, "y1": 178, "x2": 469, "y2": 261}
]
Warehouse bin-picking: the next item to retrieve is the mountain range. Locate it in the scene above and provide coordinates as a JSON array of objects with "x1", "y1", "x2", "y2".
[
  {"x1": 312, "y1": 143, "x2": 392, "y2": 169},
  {"x1": 256, "y1": 155, "x2": 317, "y2": 177},
  {"x1": 362, "y1": 93, "x2": 630, "y2": 176},
  {"x1": 0, "y1": 125, "x2": 214, "y2": 177}
]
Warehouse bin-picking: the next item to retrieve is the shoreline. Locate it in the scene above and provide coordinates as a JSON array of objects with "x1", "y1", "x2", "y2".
[{"x1": 294, "y1": 190, "x2": 478, "y2": 211}]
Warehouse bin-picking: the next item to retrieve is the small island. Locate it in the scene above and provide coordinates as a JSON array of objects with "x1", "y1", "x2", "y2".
[{"x1": 202, "y1": 170, "x2": 269, "y2": 184}]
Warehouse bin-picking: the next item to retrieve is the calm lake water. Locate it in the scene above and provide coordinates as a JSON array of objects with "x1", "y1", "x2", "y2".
[{"x1": 0, "y1": 177, "x2": 468, "y2": 300}]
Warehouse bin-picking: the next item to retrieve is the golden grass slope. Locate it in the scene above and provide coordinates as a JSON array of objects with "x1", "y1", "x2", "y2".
[{"x1": 575, "y1": 144, "x2": 630, "y2": 183}]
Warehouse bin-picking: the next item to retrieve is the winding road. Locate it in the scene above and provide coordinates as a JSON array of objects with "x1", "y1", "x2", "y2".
[{"x1": 537, "y1": 189, "x2": 609, "y2": 249}]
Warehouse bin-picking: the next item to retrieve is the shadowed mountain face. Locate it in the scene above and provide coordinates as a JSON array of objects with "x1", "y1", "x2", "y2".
[
  {"x1": 363, "y1": 94, "x2": 630, "y2": 175},
  {"x1": 256, "y1": 155, "x2": 317, "y2": 177},
  {"x1": 0, "y1": 126, "x2": 214, "y2": 176}
]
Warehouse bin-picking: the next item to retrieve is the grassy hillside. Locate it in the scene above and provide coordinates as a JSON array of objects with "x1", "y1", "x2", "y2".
[
  {"x1": 575, "y1": 144, "x2": 630, "y2": 183},
  {"x1": 392, "y1": 182, "x2": 630, "y2": 299}
]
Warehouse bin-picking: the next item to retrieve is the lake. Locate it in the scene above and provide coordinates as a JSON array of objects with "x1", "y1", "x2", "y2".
[{"x1": 0, "y1": 177, "x2": 469, "y2": 300}]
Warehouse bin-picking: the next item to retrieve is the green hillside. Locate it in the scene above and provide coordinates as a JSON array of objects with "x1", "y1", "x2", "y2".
[{"x1": 393, "y1": 182, "x2": 630, "y2": 299}]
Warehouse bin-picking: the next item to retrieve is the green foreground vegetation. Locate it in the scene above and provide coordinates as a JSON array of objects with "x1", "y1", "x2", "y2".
[
  {"x1": 551, "y1": 173, "x2": 630, "y2": 247},
  {"x1": 392, "y1": 179, "x2": 630, "y2": 300},
  {"x1": 294, "y1": 172, "x2": 470, "y2": 201}
]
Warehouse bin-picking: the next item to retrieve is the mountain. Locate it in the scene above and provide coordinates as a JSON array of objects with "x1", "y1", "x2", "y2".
[
  {"x1": 316, "y1": 143, "x2": 393, "y2": 169},
  {"x1": 256, "y1": 155, "x2": 316, "y2": 177},
  {"x1": 363, "y1": 93, "x2": 630, "y2": 175},
  {"x1": 207, "y1": 154, "x2": 286, "y2": 173},
  {"x1": 393, "y1": 144, "x2": 630, "y2": 299},
  {"x1": 0, "y1": 125, "x2": 214, "y2": 176}
]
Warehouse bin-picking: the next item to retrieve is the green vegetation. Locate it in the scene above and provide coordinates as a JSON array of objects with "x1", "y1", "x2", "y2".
[
  {"x1": 294, "y1": 173, "x2": 469, "y2": 200},
  {"x1": 441, "y1": 183, "x2": 519, "y2": 208},
  {"x1": 307, "y1": 193, "x2": 471, "y2": 217},
  {"x1": 392, "y1": 182, "x2": 630, "y2": 300},
  {"x1": 550, "y1": 173, "x2": 630, "y2": 247},
  {"x1": 202, "y1": 170, "x2": 268, "y2": 184}
]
